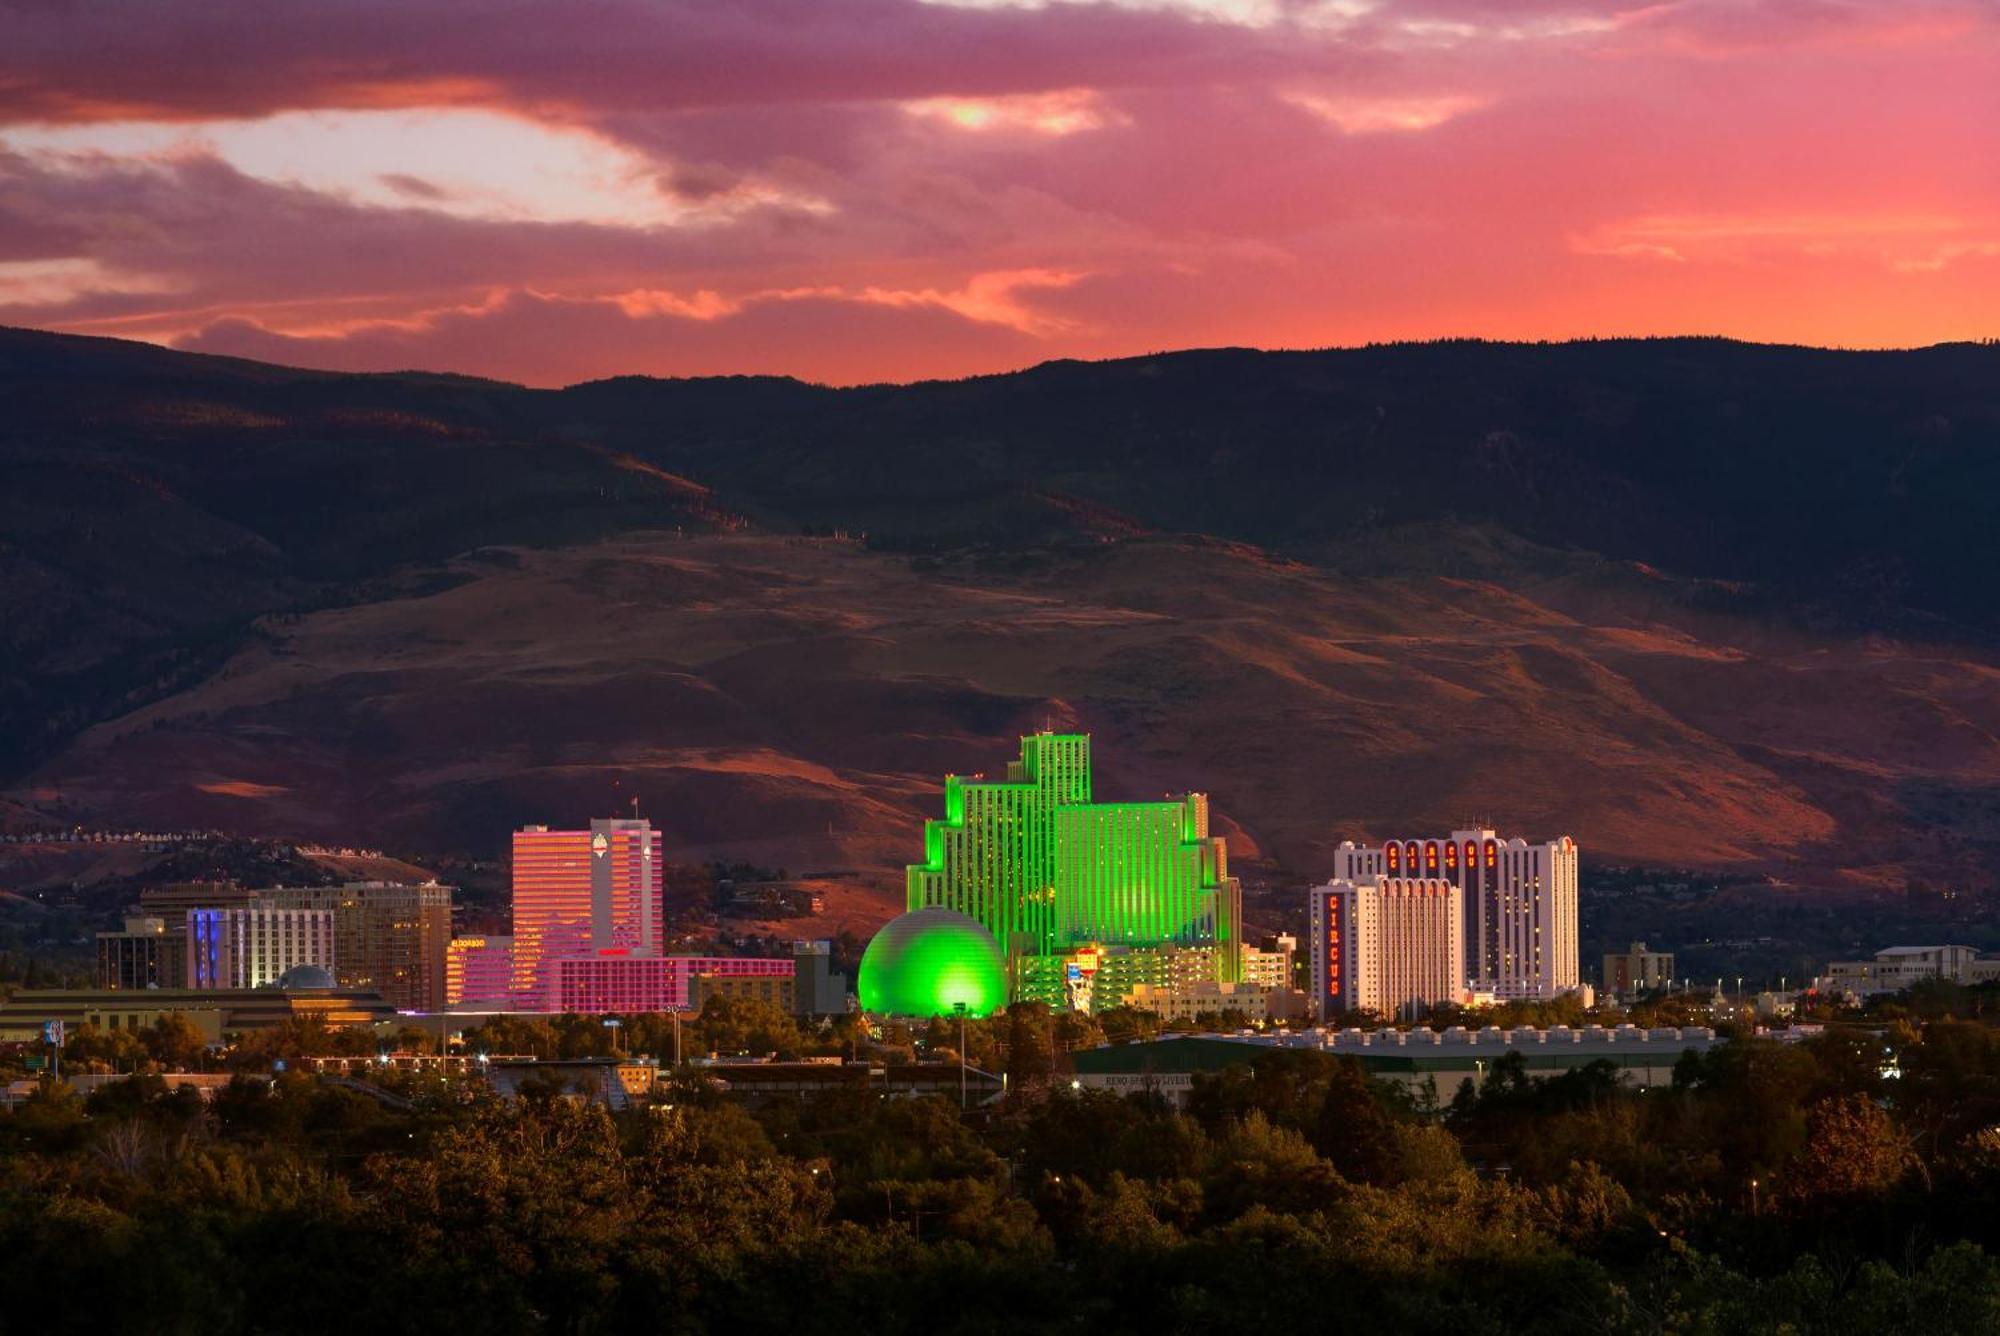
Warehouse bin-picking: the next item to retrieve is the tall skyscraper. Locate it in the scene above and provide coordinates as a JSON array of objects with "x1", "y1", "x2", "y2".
[
  {"x1": 1308, "y1": 877, "x2": 1465, "y2": 1019},
  {"x1": 1333, "y1": 830, "x2": 1578, "y2": 1000},
  {"x1": 907, "y1": 732, "x2": 1090, "y2": 955},
  {"x1": 904, "y1": 732, "x2": 1243, "y2": 1003},
  {"x1": 510, "y1": 819, "x2": 664, "y2": 1002},
  {"x1": 262, "y1": 882, "x2": 453, "y2": 1011}
]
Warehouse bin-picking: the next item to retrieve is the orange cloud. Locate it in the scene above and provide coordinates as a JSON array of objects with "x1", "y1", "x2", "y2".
[
  {"x1": 1574, "y1": 214, "x2": 2000, "y2": 272},
  {"x1": 195, "y1": 779, "x2": 291, "y2": 799},
  {"x1": 902, "y1": 89, "x2": 1126, "y2": 136},
  {"x1": 855, "y1": 269, "x2": 1089, "y2": 336}
]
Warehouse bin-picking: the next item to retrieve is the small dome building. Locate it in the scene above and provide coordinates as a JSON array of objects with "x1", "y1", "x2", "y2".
[
  {"x1": 858, "y1": 907, "x2": 1008, "y2": 1017},
  {"x1": 269, "y1": 964, "x2": 338, "y2": 991}
]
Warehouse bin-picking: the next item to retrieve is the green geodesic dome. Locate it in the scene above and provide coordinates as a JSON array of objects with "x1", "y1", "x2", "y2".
[{"x1": 858, "y1": 907, "x2": 1008, "y2": 1017}]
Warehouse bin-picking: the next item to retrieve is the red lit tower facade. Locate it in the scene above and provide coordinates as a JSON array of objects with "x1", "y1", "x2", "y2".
[
  {"x1": 510, "y1": 819, "x2": 664, "y2": 1005},
  {"x1": 1333, "y1": 829, "x2": 1579, "y2": 1001}
]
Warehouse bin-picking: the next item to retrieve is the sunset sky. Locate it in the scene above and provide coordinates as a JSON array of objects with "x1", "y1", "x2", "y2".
[{"x1": 2, "y1": 0, "x2": 1995, "y2": 386}]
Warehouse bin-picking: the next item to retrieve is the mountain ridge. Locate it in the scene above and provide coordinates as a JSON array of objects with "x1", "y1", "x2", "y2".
[{"x1": 4, "y1": 325, "x2": 1998, "y2": 900}]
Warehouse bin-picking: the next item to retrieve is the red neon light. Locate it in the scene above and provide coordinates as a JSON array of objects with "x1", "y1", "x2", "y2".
[{"x1": 1323, "y1": 892, "x2": 1343, "y2": 1006}]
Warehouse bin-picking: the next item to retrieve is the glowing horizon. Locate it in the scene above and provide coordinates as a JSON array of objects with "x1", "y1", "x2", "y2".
[{"x1": 1, "y1": 0, "x2": 1994, "y2": 387}]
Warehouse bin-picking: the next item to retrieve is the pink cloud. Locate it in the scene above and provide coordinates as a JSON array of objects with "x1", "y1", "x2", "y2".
[
  {"x1": 0, "y1": 0, "x2": 1368, "y2": 124},
  {"x1": 0, "y1": 0, "x2": 1994, "y2": 383}
]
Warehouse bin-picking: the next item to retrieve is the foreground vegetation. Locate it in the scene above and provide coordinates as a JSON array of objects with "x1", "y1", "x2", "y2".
[{"x1": 7, "y1": 995, "x2": 2000, "y2": 1335}]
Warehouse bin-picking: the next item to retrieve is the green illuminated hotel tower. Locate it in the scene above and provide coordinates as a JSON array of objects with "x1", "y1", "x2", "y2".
[
  {"x1": 906, "y1": 732, "x2": 1090, "y2": 956},
  {"x1": 904, "y1": 733, "x2": 1242, "y2": 1002}
]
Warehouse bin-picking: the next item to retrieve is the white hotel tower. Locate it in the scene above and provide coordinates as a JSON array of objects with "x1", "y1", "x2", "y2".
[
  {"x1": 1332, "y1": 829, "x2": 1579, "y2": 1000},
  {"x1": 1308, "y1": 877, "x2": 1465, "y2": 1019}
]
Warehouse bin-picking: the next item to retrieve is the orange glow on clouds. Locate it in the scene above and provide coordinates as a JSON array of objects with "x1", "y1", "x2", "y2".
[
  {"x1": 903, "y1": 89, "x2": 1124, "y2": 135},
  {"x1": 0, "y1": 0, "x2": 1993, "y2": 385}
]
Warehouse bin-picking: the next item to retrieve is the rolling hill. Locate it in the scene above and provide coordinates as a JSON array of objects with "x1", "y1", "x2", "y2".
[{"x1": 4, "y1": 326, "x2": 1999, "y2": 913}]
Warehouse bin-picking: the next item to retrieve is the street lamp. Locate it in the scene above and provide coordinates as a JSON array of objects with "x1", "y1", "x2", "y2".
[
  {"x1": 960, "y1": 1000, "x2": 976, "y2": 1104},
  {"x1": 601, "y1": 1017, "x2": 623, "y2": 1056}
]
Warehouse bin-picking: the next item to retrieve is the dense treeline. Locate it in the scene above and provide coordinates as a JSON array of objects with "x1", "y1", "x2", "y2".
[{"x1": 7, "y1": 1004, "x2": 2000, "y2": 1333}]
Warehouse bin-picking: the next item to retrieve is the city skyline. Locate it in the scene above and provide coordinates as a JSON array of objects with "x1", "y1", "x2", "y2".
[{"x1": 1, "y1": 4, "x2": 1995, "y2": 1322}]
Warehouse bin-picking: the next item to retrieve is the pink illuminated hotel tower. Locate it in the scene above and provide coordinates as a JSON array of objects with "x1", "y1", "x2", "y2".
[
  {"x1": 510, "y1": 819, "x2": 665, "y2": 995},
  {"x1": 444, "y1": 818, "x2": 790, "y2": 1013}
]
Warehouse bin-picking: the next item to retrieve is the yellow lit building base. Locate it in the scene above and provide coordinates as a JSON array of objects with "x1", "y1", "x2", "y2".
[{"x1": 1016, "y1": 943, "x2": 1234, "y2": 1014}]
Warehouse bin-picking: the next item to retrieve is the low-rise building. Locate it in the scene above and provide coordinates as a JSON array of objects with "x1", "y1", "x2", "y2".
[
  {"x1": 688, "y1": 963, "x2": 794, "y2": 1012},
  {"x1": 1242, "y1": 934, "x2": 1297, "y2": 990},
  {"x1": 447, "y1": 935, "x2": 516, "y2": 1007},
  {"x1": 0, "y1": 986, "x2": 398, "y2": 1042},
  {"x1": 1017, "y1": 942, "x2": 1233, "y2": 1013},
  {"x1": 462, "y1": 953, "x2": 799, "y2": 1015},
  {"x1": 1603, "y1": 942, "x2": 1675, "y2": 999},
  {"x1": 1754, "y1": 991, "x2": 1797, "y2": 1020},
  {"x1": 1823, "y1": 945, "x2": 2000, "y2": 997},
  {"x1": 1123, "y1": 980, "x2": 1309, "y2": 1025}
]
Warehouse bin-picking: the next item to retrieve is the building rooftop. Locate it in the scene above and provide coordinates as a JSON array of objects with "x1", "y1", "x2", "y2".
[
  {"x1": 1073, "y1": 1026, "x2": 1721, "y2": 1078},
  {"x1": 1875, "y1": 945, "x2": 1974, "y2": 957}
]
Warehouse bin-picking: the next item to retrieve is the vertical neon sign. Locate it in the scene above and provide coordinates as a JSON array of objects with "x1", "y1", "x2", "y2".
[{"x1": 1320, "y1": 888, "x2": 1344, "y2": 1013}]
